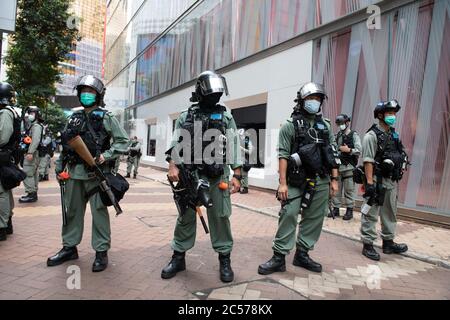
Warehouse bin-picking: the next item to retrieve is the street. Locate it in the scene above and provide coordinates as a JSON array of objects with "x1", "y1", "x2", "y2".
[{"x1": 0, "y1": 164, "x2": 449, "y2": 300}]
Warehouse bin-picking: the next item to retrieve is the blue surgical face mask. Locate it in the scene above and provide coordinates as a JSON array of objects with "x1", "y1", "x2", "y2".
[
  {"x1": 384, "y1": 115, "x2": 396, "y2": 127},
  {"x1": 303, "y1": 99, "x2": 321, "y2": 114},
  {"x1": 80, "y1": 93, "x2": 97, "y2": 107}
]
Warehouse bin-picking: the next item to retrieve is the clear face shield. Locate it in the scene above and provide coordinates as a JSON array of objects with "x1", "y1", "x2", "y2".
[{"x1": 198, "y1": 75, "x2": 229, "y2": 96}]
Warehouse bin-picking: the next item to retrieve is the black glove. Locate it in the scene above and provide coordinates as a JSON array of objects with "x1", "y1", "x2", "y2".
[{"x1": 363, "y1": 183, "x2": 376, "y2": 199}]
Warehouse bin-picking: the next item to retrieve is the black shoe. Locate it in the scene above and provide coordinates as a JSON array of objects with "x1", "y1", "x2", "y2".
[
  {"x1": 343, "y1": 208, "x2": 353, "y2": 221},
  {"x1": 39, "y1": 175, "x2": 44, "y2": 182},
  {"x1": 328, "y1": 207, "x2": 340, "y2": 218},
  {"x1": 19, "y1": 192, "x2": 38, "y2": 203},
  {"x1": 293, "y1": 249, "x2": 322, "y2": 273},
  {"x1": 44, "y1": 174, "x2": 49, "y2": 181},
  {"x1": 125, "y1": 174, "x2": 131, "y2": 178},
  {"x1": 0, "y1": 228, "x2": 6, "y2": 241},
  {"x1": 362, "y1": 243, "x2": 380, "y2": 261},
  {"x1": 92, "y1": 251, "x2": 108, "y2": 272},
  {"x1": 133, "y1": 174, "x2": 137, "y2": 179},
  {"x1": 258, "y1": 252, "x2": 286, "y2": 275},
  {"x1": 161, "y1": 251, "x2": 186, "y2": 279},
  {"x1": 219, "y1": 253, "x2": 234, "y2": 283},
  {"x1": 47, "y1": 246, "x2": 79, "y2": 266},
  {"x1": 6, "y1": 217, "x2": 13, "y2": 235},
  {"x1": 240, "y1": 187, "x2": 248, "y2": 194},
  {"x1": 382, "y1": 240, "x2": 408, "y2": 254}
]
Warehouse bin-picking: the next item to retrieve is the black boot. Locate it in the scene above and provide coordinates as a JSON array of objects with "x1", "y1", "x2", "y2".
[
  {"x1": 343, "y1": 208, "x2": 353, "y2": 221},
  {"x1": 6, "y1": 217, "x2": 13, "y2": 235},
  {"x1": 39, "y1": 175, "x2": 44, "y2": 182},
  {"x1": 47, "y1": 246, "x2": 79, "y2": 266},
  {"x1": 240, "y1": 187, "x2": 248, "y2": 194},
  {"x1": 382, "y1": 240, "x2": 408, "y2": 254},
  {"x1": 44, "y1": 174, "x2": 49, "y2": 181},
  {"x1": 258, "y1": 252, "x2": 286, "y2": 275},
  {"x1": 19, "y1": 192, "x2": 38, "y2": 203},
  {"x1": 92, "y1": 251, "x2": 108, "y2": 272},
  {"x1": 219, "y1": 253, "x2": 234, "y2": 283},
  {"x1": 161, "y1": 251, "x2": 186, "y2": 279},
  {"x1": 125, "y1": 173, "x2": 131, "y2": 178},
  {"x1": 0, "y1": 228, "x2": 6, "y2": 241},
  {"x1": 328, "y1": 207, "x2": 340, "y2": 218},
  {"x1": 133, "y1": 174, "x2": 137, "y2": 179},
  {"x1": 293, "y1": 248, "x2": 322, "y2": 273},
  {"x1": 362, "y1": 243, "x2": 380, "y2": 261}
]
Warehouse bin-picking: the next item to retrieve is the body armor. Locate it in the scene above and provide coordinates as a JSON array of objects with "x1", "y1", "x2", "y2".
[
  {"x1": 62, "y1": 108, "x2": 111, "y2": 166},
  {"x1": 336, "y1": 130, "x2": 358, "y2": 167},
  {"x1": 369, "y1": 124, "x2": 408, "y2": 182},
  {"x1": 179, "y1": 104, "x2": 227, "y2": 178},
  {"x1": 0, "y1": 106, "x2": 22, "y2": 165}
]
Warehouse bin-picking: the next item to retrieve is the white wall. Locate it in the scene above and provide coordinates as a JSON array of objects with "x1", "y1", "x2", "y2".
[{"x1": 134, "y1": 41, "x2": 313, "y2": 190}]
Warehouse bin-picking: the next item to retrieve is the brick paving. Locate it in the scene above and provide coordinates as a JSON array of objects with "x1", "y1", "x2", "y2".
[{"x1": 0, "y1": 162, "x2": 449, "y2": 300}]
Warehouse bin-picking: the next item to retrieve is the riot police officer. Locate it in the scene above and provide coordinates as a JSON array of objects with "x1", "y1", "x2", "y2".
[
  {"x1": 163, "y1": 70, "x2": 242, "y2": 283},
  {"x1": 125, "y1": 136, "x2": 141, "y2": 179},
  {"x1": 0, "y1": 83, "x2": 20, "y2": 241},
  {"x1": 38, "y1": 130, "x2": 55, "y2": 181},
  {"x1": 329, "y1": 114, "x2": 361, "y2": 220},
  {"x1": 47, "y1": 75, "x2": 130, "y2": 272},
  {"x1": 360, "y1": 100, "x2": 408, "y2": 261},
  {"x1": 19, "y1": 106, "x2": 44, "y2": 203},
  {"x1": 258, "y1": 82, "x2": 339, "y2": 274}
]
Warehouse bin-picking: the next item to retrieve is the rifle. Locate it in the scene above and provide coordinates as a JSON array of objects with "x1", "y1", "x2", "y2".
[
  {"x1": 167, "y1": 163, "x2": 212, "y2": 234},
  {"x1": 67, "y1": 135, "x2": 123, "y2": 216}
]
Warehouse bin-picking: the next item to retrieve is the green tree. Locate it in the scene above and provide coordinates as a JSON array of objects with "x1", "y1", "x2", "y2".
[
  {"x1": 44, "y1": 103, "x2": 67, "y2": 134},
  {"x1": 5, "y1": 0, "x2": 79, "y2": 109}
]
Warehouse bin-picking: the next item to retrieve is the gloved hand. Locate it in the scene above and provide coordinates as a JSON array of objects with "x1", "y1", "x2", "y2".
[{"x1": 363, "y1": 183, "x2": 376, "y2": 199}]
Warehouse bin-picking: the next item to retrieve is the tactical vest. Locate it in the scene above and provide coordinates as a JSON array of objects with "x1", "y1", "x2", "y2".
[
  {"x1": 62, "y1": 108, "x2": 111, "y2": 166},
  {"x1": 129, "y1": 141, "x2": 141, "y2": 157},
  {"x1": 292, "y1": 113, "x2": 337, "y2": 178},
  {"x1": 179, "y1": 104, "x2": 227, "y2": 177},
  {"x1": 336, "y1": 130, "x2": 358, "y2": 167},
  {"x1": 369, "y1": 124, "x2": 407, "y2": 181},
  {"x1": 0, "y1": 106, "x2": 22, "y2": 164}
]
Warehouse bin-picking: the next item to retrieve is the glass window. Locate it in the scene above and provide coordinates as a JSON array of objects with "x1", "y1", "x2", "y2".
[{"x1": 147, "y1": 124, "x2": 157, "y2": 157}]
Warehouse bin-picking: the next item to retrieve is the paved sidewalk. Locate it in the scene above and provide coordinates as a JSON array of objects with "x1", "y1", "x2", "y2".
[
  {"x1": 136, "y1": 165, "x2": 450, "y2": 269},
  {"x1": 0, "y1": 162, "x2": 449, "y2": 300}
]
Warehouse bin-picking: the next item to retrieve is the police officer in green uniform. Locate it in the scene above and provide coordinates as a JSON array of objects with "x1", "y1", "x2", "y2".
[
  {"x1": 125, "y1": 136, "x2": 141, "y2": 179},
  {"x1": 19, "y1": 106, "x2": 44, "y2": 203},
  {"x1": 258, "y1": 83, "x2": 339, "y2": 274},
  {"x1": 360, "y1": 100, "x2": 408, "y2": 261},
  {"x1": 0, "y1": 83, "x2": 20, "y2": 241},
  {"x1": 238, "y1": 129, "x2": 254, "y2": 194},
  {"x1": 47, "y1": 75, "x2": 130, "y2": 272},
  {"x1": 329, "y1": 114, "x2": 361, "y2": 220},
  {"x1": 162, "y1": 71, "x2": 242, "y2": 283},
  {"x1": 38, "y1": 132, "x2": 54, "y2": 181}
]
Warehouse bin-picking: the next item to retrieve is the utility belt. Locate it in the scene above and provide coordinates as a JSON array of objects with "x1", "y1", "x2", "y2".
[
  {"x1": 198, "y1": 163, "x2": 225, "y2": 179},
  {"x1": 340, "y1": 155, "x2": 358, "y2": 167}
]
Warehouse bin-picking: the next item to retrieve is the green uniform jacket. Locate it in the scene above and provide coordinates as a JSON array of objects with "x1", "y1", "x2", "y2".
[
  {"x1": 56, "y1": 109, "x2": 130, "y2": 179},
  {"x1": 0, "y1": 107, "x2": 15, "y2": 194},
  {"x1": 336, "y1": 130, "x2": 362, "y2": 174},
  {"x1": 27, "y1": 122, "x2": 43, "y2": 155}
]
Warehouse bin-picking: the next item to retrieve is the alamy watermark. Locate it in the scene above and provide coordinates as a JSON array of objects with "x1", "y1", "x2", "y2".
[
  {"x1": 367, "y1": 5, "x2": 382, "y2": 30},
  {"x1": 66, "y1": 265, "x2": 81, "y2": 290}
]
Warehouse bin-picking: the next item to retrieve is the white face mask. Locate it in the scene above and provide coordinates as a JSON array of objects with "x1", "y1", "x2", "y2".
[
  {"x1": 27, "y1": 114, "x2": 35, "y2": 122},
  {"x1": 303, "y1": 99, "x2": 321, "y2": 114},
  {"x1": 339, "y1": 124, "x2": 347, "y2": 131}
]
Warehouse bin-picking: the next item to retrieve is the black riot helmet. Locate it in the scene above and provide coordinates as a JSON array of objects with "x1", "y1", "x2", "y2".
[
  {"x1": 373, "y1": 99, "x2": 401, "y2": 119},
  {"x1": 74, "y1": 75, "x2": 106, "y2": 107},
  {"x1": 0, "y1": 82, "x2": 16, "y2": 106},
  {"x1": 26, "y1": 105, "x2": 43, "y2": 122},
  {"x1": 335, "y1": 114, "x2": 351, "y2": 125},
  {"x1": 293, "y1": 82, "x2": 327, "y2": 115},
  {"x1": 190, "y1": 70, "x2": 229, "y2": 103}
]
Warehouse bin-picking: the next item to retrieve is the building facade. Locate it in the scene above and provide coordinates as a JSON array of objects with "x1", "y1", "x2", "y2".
[
  {"x1": 104, "y1": 0, "x2": 450, "y2": 221},
  {"x1": 57, "y1": 0, "x2": 106, "y2": 96}
]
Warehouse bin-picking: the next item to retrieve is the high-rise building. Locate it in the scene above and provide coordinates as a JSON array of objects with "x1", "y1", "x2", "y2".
[{"x1": 57, "y1": 0, "x2": 106, "y2": 96}]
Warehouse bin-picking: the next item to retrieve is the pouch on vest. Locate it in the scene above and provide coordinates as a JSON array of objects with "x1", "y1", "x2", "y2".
[{"x1": 0, "y1": 163, "x2": 26, "y2": 190}]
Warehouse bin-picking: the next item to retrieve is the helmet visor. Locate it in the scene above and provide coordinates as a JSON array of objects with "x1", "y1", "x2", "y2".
[{"x1": 198, "y1": 75, "x2": 229, "y2": 96}]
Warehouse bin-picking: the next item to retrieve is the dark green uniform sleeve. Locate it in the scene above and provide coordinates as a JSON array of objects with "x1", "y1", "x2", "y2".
[
  {"x1": 225, "y1": 112, "x2": 242, "y2": 170},
  {"x1": 0, "y1": 109, "x2": 14, "y2": 147},
  {"x1": 278, "y1": 121, "x2": 295, "y2": 160},
  {"x1": 28, "y1": 123, "x2": 43, "y2": 154},
  {"x1": 102, "y1": 113, "x2": 130, "y2": 161}
]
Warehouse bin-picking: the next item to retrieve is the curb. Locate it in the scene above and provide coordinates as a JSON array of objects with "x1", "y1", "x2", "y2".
[{"x1": 138, "y1": 172, "x2": 450, "y2": 270}]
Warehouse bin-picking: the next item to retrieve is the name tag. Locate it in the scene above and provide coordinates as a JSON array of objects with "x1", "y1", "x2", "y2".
[{"x1": 210, "y1": 113, "x2": 222, "y2": 120}]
